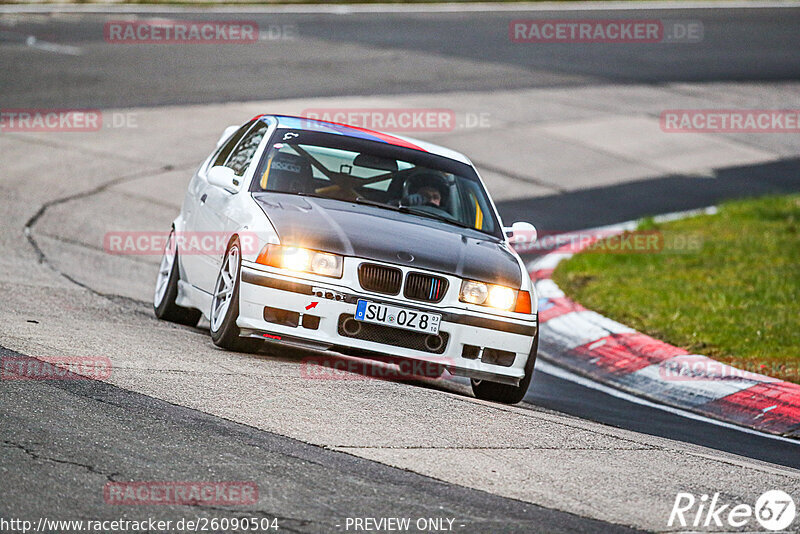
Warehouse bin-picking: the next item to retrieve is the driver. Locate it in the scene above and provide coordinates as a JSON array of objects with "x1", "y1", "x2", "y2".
[{"x1": 403, "y1": 172, "x2": 449, "y2": 209}]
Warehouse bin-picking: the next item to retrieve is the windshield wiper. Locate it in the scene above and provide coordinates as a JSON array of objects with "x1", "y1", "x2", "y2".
[
  {"x1": 353, "y1": 197, "x2": 402, "y2": 212},
  {"x1": 354, "y1": 197, "x2": 482, "y2": 233},
  {"x1": 398, "y1": 206, "x2": 476, "y2": 230}
]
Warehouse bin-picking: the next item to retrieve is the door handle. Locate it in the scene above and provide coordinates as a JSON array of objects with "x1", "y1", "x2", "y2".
[{"x1": 200, "y1": 193, "x2": 207, "y2": 204}]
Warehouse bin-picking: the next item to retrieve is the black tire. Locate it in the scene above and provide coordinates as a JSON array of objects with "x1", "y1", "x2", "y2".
[
  {"x1": 154, "y1": 230, "x2": 202, "y2": 327},
  {"x1": 209, "y1": 238, "x2": 262, "y2": 353},
  {"x1": 471, "y1": 331, "x2": 538, "y2": 404}
]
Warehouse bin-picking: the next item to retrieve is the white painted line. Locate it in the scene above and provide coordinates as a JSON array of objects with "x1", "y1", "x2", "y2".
[
  {"x1": 652, "y1": 205, "x2": 718, "y2": 224},
  {"x1": 2, "y1": 1, "x2": 800, "y2": 15},
  {"x1": 534, "y1": 358, "x2": 800, "y2": 445},
  {"x1": 25, "y1": 35, "x2": 81, "y2": 55}
]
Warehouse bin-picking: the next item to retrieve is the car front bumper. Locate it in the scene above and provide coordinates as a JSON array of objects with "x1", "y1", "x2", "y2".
[{"x1": 237, "y1": 263, "x2": 538, "y2": 385}]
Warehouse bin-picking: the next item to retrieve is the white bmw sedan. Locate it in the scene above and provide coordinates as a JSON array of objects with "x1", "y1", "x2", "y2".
[{"x1": 154, "y1": 115, "x2": 539, "y2": 403}]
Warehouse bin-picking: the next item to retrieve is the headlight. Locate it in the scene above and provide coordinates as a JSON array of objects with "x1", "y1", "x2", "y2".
[
  {"x1": 256, "y1": 245, "x2": 343, "y2": 278},
  {"x1": 282, "y1": 247, "x2": 312, "y2": 272},
  {"x1": 487, "y1": 285, "x2": 516, "y2": 310},
  {"x1": 459, "y1": 280, "x2": 518, "y2": 311},
  {"x1": 459, "y1": 280, "x2": 489, "y2": 304}
]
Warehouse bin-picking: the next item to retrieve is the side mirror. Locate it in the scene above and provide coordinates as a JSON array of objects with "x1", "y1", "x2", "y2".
[
  {"x1": 207, "y1": 166, "x2": 239, "y2": 193},
  {"x1": 216, "y1": 125, "x2": 240, "y2": 148},
  {"x1": 504, "y1": 221, "x2": 537, "y2": 245}
]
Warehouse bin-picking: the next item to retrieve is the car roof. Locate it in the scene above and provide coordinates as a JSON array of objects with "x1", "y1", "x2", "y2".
[{"x1": 253, "y1": 114, "x2": 472, "y2": 166}]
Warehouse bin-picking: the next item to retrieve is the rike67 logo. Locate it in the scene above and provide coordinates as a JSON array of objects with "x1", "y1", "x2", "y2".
[{"x1": 669, "y1": 490, "x2": 796, "y2": 531}]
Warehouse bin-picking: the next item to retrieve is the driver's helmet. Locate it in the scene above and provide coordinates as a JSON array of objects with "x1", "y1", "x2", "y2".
[{"x1": 406, "y1": 171, "x2": 450, "y2": 208}]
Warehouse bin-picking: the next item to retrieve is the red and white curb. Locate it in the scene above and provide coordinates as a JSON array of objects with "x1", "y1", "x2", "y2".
[{"x1": 526, "y1": 208, "x2": 800, "y2": 439}]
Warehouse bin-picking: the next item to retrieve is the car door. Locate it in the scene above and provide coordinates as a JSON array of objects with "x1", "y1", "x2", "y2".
[
  {"x1": 193, "y1": 120, "x2": 270, "y2": 293},
  {"x1": 182, "y1": 121, "x2": 256, "y2": 289}
]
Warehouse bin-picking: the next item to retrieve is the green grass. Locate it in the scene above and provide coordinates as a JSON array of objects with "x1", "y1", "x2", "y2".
[{"x1": 553, "y1": 194, "x2": 800, "y2": 383}]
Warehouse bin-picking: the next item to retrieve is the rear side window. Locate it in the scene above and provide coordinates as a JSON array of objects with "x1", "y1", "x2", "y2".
[
  {"x1": 225, "y1": 122, "x2": 269, "y2": 176},
  {"x1": 212, "y1": 121, "x2": 255, "y2": 168}
]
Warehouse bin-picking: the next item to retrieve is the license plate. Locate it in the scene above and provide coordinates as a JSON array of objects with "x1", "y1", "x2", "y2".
[{"x1": 355, "y1": 300, "x2": 441, "y2": 334}]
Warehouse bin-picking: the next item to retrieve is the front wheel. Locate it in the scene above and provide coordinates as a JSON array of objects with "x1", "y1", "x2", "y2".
[
  {"x1": 153, "y1": 228, "x2": 202, "y2": 327},
  {"x1": 471, "y1": 331, "x2": 538, "y2": 404},
  {"x1": 209, "y1": 237, "x2": 262, "y2": 353}
]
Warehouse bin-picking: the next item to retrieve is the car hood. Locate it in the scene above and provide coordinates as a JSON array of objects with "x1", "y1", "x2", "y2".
[{"x1": 252, "y1": 193, "x2": 522, "y2": 287}]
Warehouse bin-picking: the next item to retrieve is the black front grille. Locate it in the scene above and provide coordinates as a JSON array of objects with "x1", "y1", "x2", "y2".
[
  {"x1": 338, "y1": 314, "x2": 449, "y2": 354},
  {"x1": 358, "y1": 263, "x2": 402, "y2": 295},
  {"x1": 404, "y1": 272, "x2": 448, "y2": 303}
]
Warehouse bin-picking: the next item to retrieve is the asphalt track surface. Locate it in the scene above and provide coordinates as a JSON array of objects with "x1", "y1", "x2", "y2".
[
  {"x1": 1, "y1": 6, "x2": 799, "y2": 108},
  {"x1": 2, "y1": 3, "x2": 800, "y2": 532},
  {"x1": 0, "y1": 346, "x2": 629, "y2": 534}
]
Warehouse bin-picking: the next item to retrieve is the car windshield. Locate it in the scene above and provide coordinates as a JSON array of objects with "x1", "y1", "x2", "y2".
[{"x1": 250, "y1": 128, "x2": 501, "y2": 237}]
